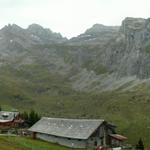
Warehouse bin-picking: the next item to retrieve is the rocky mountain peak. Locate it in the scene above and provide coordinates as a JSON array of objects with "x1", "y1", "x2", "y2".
[
  {"x1": 1, "y1": 24, "x2": 25, "y2": 33},
  {"x1": 27, "y1": 24, "x2": 52, "y2": 34},
  {"x1": 119, "y1": 17, "x2": 150, "y2": 51},
  {"x1": 85, "y1": 23, "x2": 119, "y2": 34},
  {"x1": 27, "y1": 24, "x2": 67, "y2": 44},
  {"x1": 69, "y1": 24, "x2": 119, "y2": 44},
  {"x1": 28, "y1": 23, "x2": 46, "y2": 29},
  {"x1": 120, "y1": 17, "x2": 146, "y2": 34}
]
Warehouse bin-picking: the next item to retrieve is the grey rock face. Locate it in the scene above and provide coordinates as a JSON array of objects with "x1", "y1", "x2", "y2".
[
  {"x1": 27, "y1": 24, "x2": 67, "y2": 44},
  {"x1": 1, "y1": 19, "x2": 150, "y2": 92},
  {"x1": 69, "y1": 24, "x2": 119, "y2": 44},
  {"x1": 120, "y1": 17, "x2": 147, "y2": 50},
  {"x1": 0, "y1": 24, "x2": 68, "y2": 69},
  {"x1": 68, "y1": 17, "x2": 150, "y2": 91},
  {"x1": 115, "y1": 17, "x2": 150, "y2": 78}
]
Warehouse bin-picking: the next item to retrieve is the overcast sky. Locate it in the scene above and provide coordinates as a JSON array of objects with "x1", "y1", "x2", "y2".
[{"x1": 0, "y1": 0, "x2": 150, "y2": 38}]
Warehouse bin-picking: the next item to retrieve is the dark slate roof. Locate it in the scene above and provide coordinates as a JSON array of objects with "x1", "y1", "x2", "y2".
[
  {"x1": 0, "y1": 111, "x2": 19, "y2": 123},
  {"x1": 28, "y1": 117, "x2": 104, "y2": 139}
]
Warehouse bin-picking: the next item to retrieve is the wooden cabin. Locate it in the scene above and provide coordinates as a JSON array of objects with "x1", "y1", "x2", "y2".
[{"x1": 0, "y1": 111, "x2": 24, "y2": 128}]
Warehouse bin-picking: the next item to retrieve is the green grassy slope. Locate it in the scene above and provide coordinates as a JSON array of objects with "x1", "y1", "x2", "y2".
[
  {"x1": 0, "y1": 64, "x2": 150, "y2": 148},
  {"x1": 0, "y1": 136, "x2": 82, "y2": 150}
]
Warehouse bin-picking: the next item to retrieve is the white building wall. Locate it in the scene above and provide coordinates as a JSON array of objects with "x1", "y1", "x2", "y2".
[{"x1": 36, "y1": 133, "x2": 87, "y2": 148}]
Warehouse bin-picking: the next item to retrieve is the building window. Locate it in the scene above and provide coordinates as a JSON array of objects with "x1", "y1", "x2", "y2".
[
  {"x1": 78, "y1": 139, "x2": 82, "y2": 141},
  {"x1": 68, "y1": 138, "x2": 71, "y2": 140},
  {"x1": 94, "y1": 141, "x2": 97, "y2": 146},
  {"x1": 101, "y1": 138, "x2": 104, "y2": 145}
]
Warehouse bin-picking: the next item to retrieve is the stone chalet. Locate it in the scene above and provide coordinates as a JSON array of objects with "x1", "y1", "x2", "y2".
[{"x1": 28, "y1": 117, "x2": 127, "y2": 149}]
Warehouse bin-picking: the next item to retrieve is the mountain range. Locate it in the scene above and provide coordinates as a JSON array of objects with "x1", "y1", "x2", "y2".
[{"x1": 1, "y1": 17, "x2": 150, "y2": 147}]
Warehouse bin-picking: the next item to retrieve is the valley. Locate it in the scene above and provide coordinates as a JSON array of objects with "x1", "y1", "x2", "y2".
[{"x1": 0, "y1": 17, "x2": 150, "y2": 148}]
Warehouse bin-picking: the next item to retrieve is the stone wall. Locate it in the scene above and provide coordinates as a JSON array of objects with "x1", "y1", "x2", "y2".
[{"x1": 36, "y1": 133, "x2": 87, "y2": 148}]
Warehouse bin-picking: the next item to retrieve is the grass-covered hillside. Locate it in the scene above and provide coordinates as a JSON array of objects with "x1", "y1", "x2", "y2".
[
  {"x1": 0, "y1": 136, "x2": 83, "y2": 150},
  {"x1": 0, "y1": 63, "x2": 150, "y2": 148}
]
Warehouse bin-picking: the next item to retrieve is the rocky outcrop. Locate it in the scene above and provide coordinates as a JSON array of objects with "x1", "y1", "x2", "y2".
[
  {"x1": 1, "y1": 18, "x2": 150, "y2": 92},
  {"x1": 114, "y1": 17, "x2": 150, "y2": 79},
  {"x1": 0, "y1": 24, "x2": 67, "y2": 48},
  {"x1": 27, "y1": 24, "x2": 67, "y2": 44},
  {"x1": 67, "y1": 17, "x2": 150, "y2": 91},
  {"x1": 69, "y1": 24, "x2": 119, "y2": 44},
  {"x1": 119, "y1": 17, "x2": 150, "y2": 50}
]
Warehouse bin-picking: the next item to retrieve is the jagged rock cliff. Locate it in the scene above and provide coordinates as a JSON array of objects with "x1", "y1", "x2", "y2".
[
  {"x1": 68, "y1": 17, "x2": 150, "y2": 91},
  {"x1": 27, "y1": 24, "x2": 67, "y2": 44},
  {"x1": 69, "y1": 24, "x2": 119, "y2": 44},
  {"x1": 111, "y1": 17, "x2": 150, "y2": 79},
  {"x1": 0, "y1": 18, "x2": 150, "y2": 92}
]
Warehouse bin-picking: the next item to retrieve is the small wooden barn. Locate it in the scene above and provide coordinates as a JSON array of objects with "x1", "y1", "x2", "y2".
[
  {"x1": 0, "y1": 111, "x2": 24, "y2": 128},
  {"x1": 29, "y1": 117, "x2": 127, "y2": 149}
]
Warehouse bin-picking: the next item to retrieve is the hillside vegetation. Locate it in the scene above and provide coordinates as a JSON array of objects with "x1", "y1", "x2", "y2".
[
  {"x1": 0, "y1": 63, "x2": 150, "y2": 148},
  {"x1": 0, "y1": 136, "x2": 82, "y2": 150}
]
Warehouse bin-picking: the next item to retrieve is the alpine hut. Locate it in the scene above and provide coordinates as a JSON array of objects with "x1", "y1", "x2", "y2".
[{"x1": 29, "y1": 117, "x2": 127, "y2": 149}]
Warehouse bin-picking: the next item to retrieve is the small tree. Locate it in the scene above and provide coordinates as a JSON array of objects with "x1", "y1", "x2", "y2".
[
  {"x1": 136, "y1": 138, "x2": 144, "y2": 150},
  {"x1": 21, "y1": 111, "x2": 29, "y2": 121},
  {"x1": 20, "y1": 110, "x2": 40, "y2": 127},
  {"x1": 28, "y1": 110, "x2": 40, "y2": 126}
]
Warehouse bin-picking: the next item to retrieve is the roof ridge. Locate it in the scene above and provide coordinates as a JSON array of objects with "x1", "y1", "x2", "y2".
[{"x1": 42, "y1": 117, "x2": 104, "y2": 121}]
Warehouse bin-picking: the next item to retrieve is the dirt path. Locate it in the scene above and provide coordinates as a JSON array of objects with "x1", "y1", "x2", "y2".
[{"x1": 0, "y1": 134, "x2": 17, "y2": 136}]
